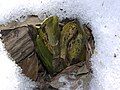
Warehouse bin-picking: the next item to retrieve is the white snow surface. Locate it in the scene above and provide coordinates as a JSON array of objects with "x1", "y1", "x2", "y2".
[{"x1": 0, "y1": 0, "x2": 120, "y2": 90}]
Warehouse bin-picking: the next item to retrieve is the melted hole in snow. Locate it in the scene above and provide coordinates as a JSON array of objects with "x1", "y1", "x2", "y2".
[{"x1": 0, "y1": 0, "x2": 120, "y2": 90}]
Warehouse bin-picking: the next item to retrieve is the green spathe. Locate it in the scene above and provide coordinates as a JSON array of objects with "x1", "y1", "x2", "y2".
[
  {"x1": 35, "y1": 35, "x2": 54, "y2": 73},
  {"x1": 34, "y1": 16, "x2": 87, "y2": 75}
]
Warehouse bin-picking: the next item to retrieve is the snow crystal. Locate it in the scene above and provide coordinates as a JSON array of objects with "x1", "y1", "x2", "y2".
[{"x1": 0, "y1": 0, "x2": 120, "y2": 90}]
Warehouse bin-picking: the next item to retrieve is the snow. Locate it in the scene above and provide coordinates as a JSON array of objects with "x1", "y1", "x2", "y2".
[{"x1": 0, "y1": 0, "x2": 120, "y2": 90}]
